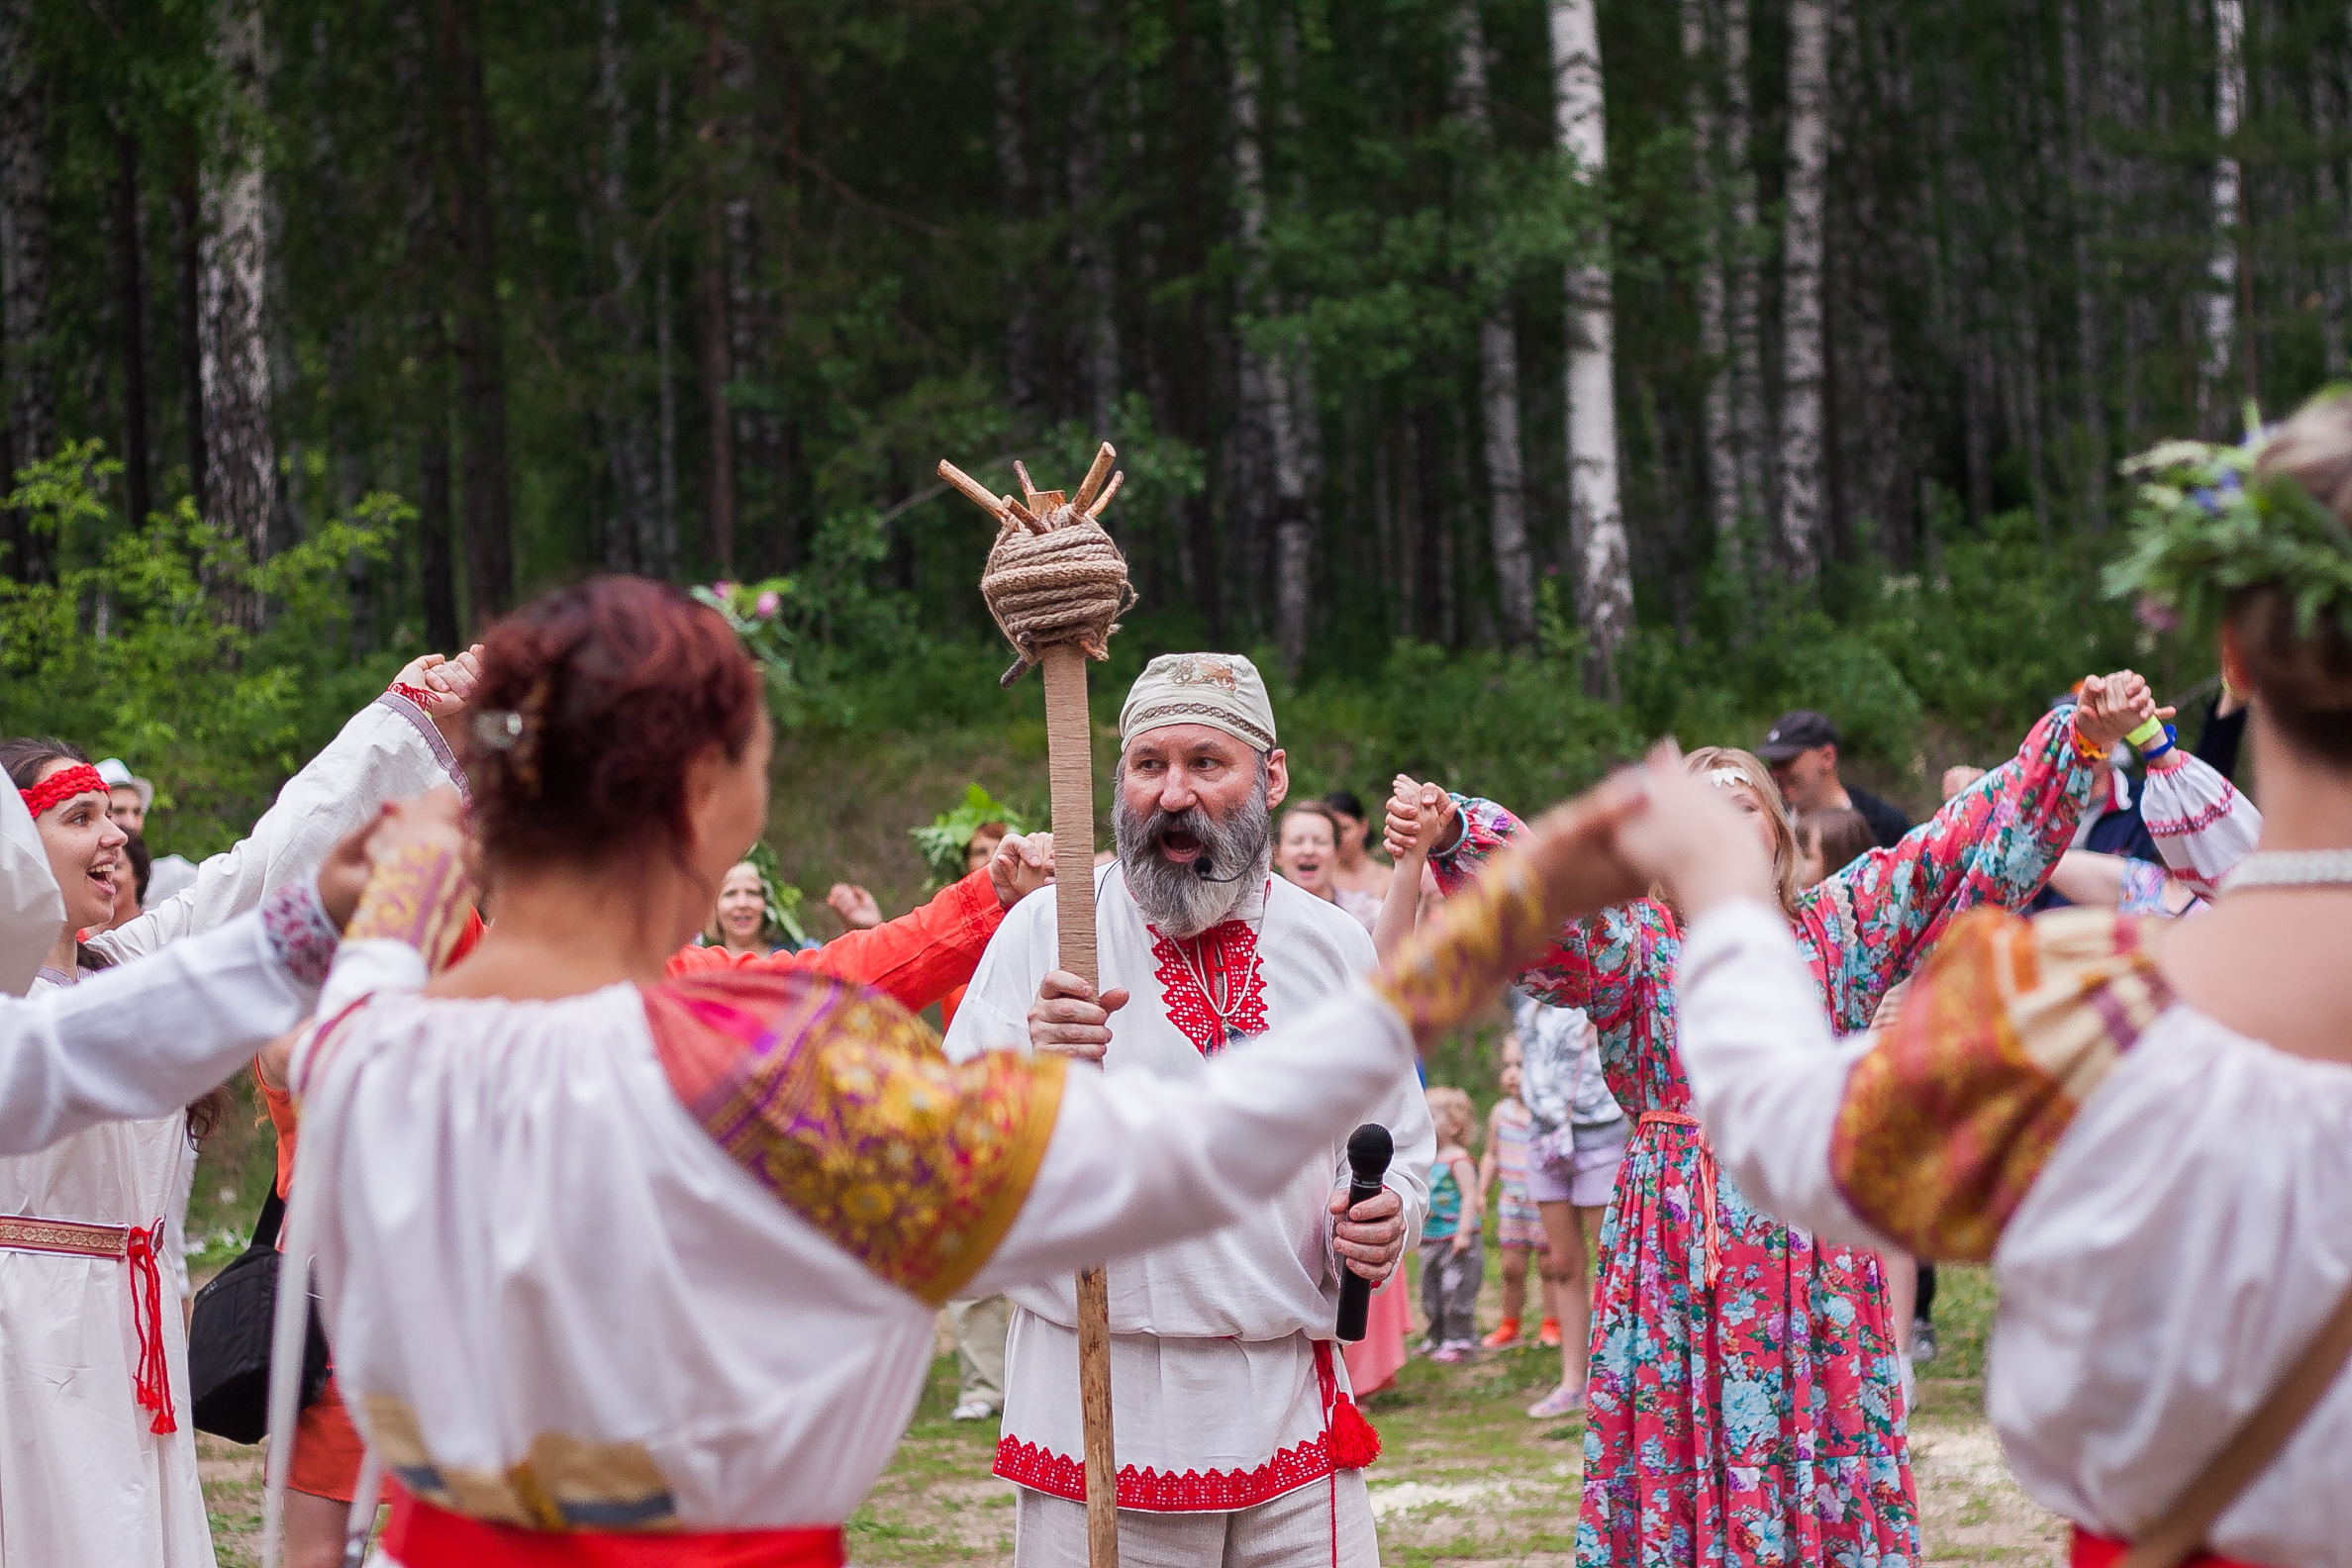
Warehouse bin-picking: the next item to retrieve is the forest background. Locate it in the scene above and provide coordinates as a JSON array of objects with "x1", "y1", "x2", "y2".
[{"x1": 0, "y1": 0, "x2": 2308, "y2": 907}]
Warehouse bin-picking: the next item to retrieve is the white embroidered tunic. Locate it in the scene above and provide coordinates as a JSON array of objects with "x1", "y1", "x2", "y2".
[
  {"x1": 285, "y1": 921, "x2": 1423, "y2": 1543},
  {"x1": 942, "y1": 867, "x2": 1434, "y2": 1512},
  {"x1": 1674, "y1": 899, "x2": 2352, "y2": 1566},
  {"x1": 0, "y1": 692, "x2": 452, "y2": 1568}
]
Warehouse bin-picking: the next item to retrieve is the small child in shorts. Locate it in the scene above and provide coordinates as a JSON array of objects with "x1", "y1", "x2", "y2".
[
  {"x1": 1419, "y1": 1086, "x2": 1484, "y2": 1363},
  {"x1": 1478, "y1": 1032, "x2": 1560, "y2": 1350}
]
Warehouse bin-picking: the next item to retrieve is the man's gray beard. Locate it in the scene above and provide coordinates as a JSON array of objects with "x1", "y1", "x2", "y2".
[{"x1": 1113, "y1": 766, "x2": 1272, "y2": 938}]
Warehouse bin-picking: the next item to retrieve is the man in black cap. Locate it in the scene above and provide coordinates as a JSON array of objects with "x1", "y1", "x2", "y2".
[{"x1": 1756, "y1": 710, "x2": 1911, "y2": 849}]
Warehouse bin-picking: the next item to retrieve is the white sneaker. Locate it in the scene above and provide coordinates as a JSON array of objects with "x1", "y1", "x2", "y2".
[{"x1": 950, "y1": 1398, "x2": 999, "y2": 1421}]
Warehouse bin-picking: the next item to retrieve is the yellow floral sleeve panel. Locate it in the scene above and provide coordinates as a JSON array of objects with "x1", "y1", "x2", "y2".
[
  {"x1": 344, "y1": 843, "x2": 476, "y2": 972},
  {"x1": 1375, "y1": 846, "x2": 1562, "y2": 1046},
  {"x1": 643, "y1": 969, "x2": 1066, "y2": 1307},
  {"x1": 1830, "y1": 906, "x2": 2174, "y2": 1260}
]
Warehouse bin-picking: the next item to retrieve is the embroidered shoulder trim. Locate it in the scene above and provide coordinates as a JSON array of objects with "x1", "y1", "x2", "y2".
[
  {"x1": 645, "y1": 969, "x2": 1065, "y2": 1306},
  {"x1": 994, "y1": 1433, "x2": 1341, "y2": 1514},
  {"x1": 259, "y1": 881, "x2": 341, "y2": 989},
  {"x1": 1830, "y1": 906, "x2": 2172, "y2": 1259},
  {"x1": 1147, "y1": 922, "x2": 1268, "y2": 1057}
]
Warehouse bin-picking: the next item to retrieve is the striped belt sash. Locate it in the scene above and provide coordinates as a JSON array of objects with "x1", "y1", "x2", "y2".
[
  {"x1": 1634, "y1": 1111, "x2": 1724, "y2": 1290},
  {"x1": 0, "y1": 1213, "x2": 178, "y2": 1432}
]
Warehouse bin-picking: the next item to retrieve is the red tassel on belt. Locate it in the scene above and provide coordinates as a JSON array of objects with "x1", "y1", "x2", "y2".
[
  {"x1": 1638, "y1": 1110, "x2": 1723, "y2": 1289},
  {"x1": 124, "y1": 1220, "x2": 176, "y2": 1434}
]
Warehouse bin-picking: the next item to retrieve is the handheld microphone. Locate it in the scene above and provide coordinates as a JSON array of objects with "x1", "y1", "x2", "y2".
[{"x1": 1334, "y1": 1123, "x2": 1395, "y2": 1342}]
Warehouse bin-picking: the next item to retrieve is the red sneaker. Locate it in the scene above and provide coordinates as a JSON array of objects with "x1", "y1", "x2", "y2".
[
  {"x1": 1480, "y1": 1318, "x2": 1522, "y2": 1349},
  {"x1": 1536, "y1": 1318, "x2": 1563, "y2": 1348}
]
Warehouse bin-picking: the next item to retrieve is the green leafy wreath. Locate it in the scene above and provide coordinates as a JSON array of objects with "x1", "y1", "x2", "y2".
[
  {"x1": 2106, "y1": 393, "x2": 2352, "y2": 642},
  {"x1": 909, "y1": 785, "x2": 1030, "y2": 887},
  {"x1": 740, "y1": 839, "x2": 810, "y2": 949}
]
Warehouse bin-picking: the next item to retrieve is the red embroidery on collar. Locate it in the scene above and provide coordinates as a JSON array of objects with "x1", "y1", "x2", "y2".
[{"x1": 1147, "y1": 921, "x2": 1268, "y2": 1057}]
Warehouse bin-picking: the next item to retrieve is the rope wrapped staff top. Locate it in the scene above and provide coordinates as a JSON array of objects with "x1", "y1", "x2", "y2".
[{"x1": 943, "y1": 443, "x2": 1136, "y2": 687}]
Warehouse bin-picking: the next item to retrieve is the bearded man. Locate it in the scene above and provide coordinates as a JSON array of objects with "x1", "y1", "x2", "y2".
[{"x1": 943, "y1": 652, "x2": 1431, "y2": 1567}]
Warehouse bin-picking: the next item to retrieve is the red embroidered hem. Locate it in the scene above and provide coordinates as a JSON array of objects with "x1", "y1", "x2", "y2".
[{"x1": 994, "y1": 1433, "x2": 1339, "y2": 1514}]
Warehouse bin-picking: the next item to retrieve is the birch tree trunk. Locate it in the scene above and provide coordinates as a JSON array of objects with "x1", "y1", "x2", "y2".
[
  {"x1": 1683, "y1": 0, "x2": 1741, "y2": 561},
  {"x1": 2201, "y1": 0, "x2": 2244, "y2": 429},
  {"x1": 0, "y1": 0, "x2": 49, "y2": 581},
  {"x1": 1720, "y1": 0, "x2": 1767, "y2": 528},
  {"x1": 114, "y1": 129, "x2": 151, "y2": 531},
  {"x1": 695, "y1": 16, "x2": 738, "y2": 570},
  {"x1": 1551, "y1": 0, "x2": 1631, "y2": 695},
  {"x1": 654, "y1": 69, "x2": 678, "y2": 567},
  {"x1": 1068, "y1": 0, "x2": 1120, "y2": 430},
  {"x1": 1228, "y1": 0, "x2": 1313, "y2": 676},
  {"x1": 593, "y1": 0, "x2": 660, "y2": 575},
  {"x1": 200, "y1": 0, "x2": 277, "y2": 625},
  {"x1": 2061, "y1": 0, "x2": 2108, "y2": 528},
  {"x1": 995, "y1": 45, "x2": 1038, "y2": 415},
  {"x1": 1776, "y1": 0, "x2": 1828, "y2": 582},
  {"x1": 1456, "y1": 0, "x2": 1536, "y2": 648},
  {"x1": 438, "y1": 0, "x2": 513, "y2": 621}
]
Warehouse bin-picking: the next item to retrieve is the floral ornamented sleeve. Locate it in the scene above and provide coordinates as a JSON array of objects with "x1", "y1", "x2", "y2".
[{"x1": 644, "y1": 969, "x2": 1067, "y2": 1305}]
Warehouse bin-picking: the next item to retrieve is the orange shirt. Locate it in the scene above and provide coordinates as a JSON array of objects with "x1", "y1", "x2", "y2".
[{"x1": 665, "y1": 867, "x2": 1007, "y2": 1018}]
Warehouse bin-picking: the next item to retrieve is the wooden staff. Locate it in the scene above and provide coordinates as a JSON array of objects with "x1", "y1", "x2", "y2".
[{"x1": 953, "y1": 444, "x2": 1134, "y2": 1568}]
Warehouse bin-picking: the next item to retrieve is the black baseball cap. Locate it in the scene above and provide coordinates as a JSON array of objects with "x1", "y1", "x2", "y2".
[{"x1": 1758, "y1": 710, "x2": 1839, "y2": 762}]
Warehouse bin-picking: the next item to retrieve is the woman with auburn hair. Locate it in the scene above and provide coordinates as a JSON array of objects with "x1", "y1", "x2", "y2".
[
  {"x1": 272, "y1": 574, "x2": 1657, "y2": 1567},
  {"x1": 1633, "y1": 394, "x2": 2352, "y2": 1568},
  {"x1": 1385, "y1": 671, "x2": 2158, "y2": 1568}
]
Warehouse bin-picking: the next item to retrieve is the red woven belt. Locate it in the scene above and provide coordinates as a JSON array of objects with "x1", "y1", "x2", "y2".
[
  {"x1": 0, "y1": 1213, "x2": 177, "y2": 1432},
  {"x1": 1636, "y1": 1111, "x2": 1723, "y2": 1289},
  {"x1": 383, "y1": 1483, "x2": 843, "y2": 1568},
  {"x1": 2070, "y1": 1525, "x2": 2273, "y2": 1568}
]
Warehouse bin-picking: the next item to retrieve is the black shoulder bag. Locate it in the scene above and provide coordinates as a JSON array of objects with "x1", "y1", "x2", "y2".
[{"x1": 188, "y1": 1186, "x2": 331, "y2": 1443}]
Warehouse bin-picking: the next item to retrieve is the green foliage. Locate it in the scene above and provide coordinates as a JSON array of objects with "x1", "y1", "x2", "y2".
[
  {"x1": 739, "y1": 839, "x2": 811, "y2": 949},
  {"x1": 0, "y1": 442, "x2": 411, "y2": 859},
  {"x1": 2107, "y1": 395, "x2": 2352, "y2": 640},
  {"x1": 909, "y1": 784, "x2": 1030, "y2": 887}
]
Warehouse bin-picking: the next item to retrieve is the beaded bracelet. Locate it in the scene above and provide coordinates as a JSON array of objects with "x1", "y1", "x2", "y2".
[{"x1": 386, "y1": 680, "x2": 437, "y2": 710}]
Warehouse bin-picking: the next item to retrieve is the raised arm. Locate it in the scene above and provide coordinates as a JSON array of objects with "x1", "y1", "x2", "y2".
[
  {"x1": 1387, "y1": 780, "x2": 1671, "y2": 1025},
  {"x1": 93, "y1": 656, "x2": 476, "y2": 964},
  {"x1": 667, "y1": 833, "x2": 1054, "y2": 1014},
  {"x1": 1817, "y1": 684, "x2": 2136, "y2": 1021},
  {"x1": 1619, "y1": 737, "x2": 2163, "y2": 1262}
]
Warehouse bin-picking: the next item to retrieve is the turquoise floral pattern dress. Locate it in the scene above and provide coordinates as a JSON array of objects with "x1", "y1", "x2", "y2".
[{"x1": 1431, "y1": 708, "x2": 2098, "y2": 1568}]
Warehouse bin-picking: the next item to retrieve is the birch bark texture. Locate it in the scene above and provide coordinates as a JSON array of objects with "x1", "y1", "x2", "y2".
[
  {"x1": 1549, "y1": 0, "x2": 1631, "y2": 696},
  {"x1": 2201, "y1": 0, "x2": 2245, "y2": 428},
  {"x1": 0, "y1": 0, "x2": 46, "y2": 580},
  {"x1": 1227, "y1": 0, "x2": 1314, "y2": 678},
  {"x1": 200, "y1": 0, "x2": 278, "y2": 623},
  {"x1": 1682, "y1": 0, "x2": 1740, "y2": 560},
  {"x1": 1776, "y1": 0, "x2": 1828, "y2": 582},
  {"x1": 1454, "y1": 0, "x2": 1536, "y2": 649}
]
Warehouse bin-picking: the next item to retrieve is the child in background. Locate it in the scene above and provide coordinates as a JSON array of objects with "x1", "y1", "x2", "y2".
[
  {"x1": 1420, "y1": 1087, "x2": 1484, "y2": 1363},
  {"x1": 1479, "y1": 1033, "x2": 1561, "y2": 1350}
]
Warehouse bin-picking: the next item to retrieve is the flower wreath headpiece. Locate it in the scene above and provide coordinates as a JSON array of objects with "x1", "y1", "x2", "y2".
[{"x1": 2105, "y1": 391, "x2": 2352, "y2": 642}]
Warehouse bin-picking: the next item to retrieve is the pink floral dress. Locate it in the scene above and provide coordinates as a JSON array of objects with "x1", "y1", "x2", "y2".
[{"x1": 1431, "y1": 708, "x2": 2098, "y2": 1568}]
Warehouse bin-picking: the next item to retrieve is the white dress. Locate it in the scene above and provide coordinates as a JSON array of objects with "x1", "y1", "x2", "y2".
[
  {"x1": 283, "y1": 925, "x2": 1423, "y2": 1551},
  {"x1": 941, "y1": 867, "x2": 1433, "y2": 1514},
  {"x1": 0, "y1": 692, "x2": 456, "y2": 1567},
  {"x1": 1674, "y1": 898, "x2": 2352, "y2": 1565}
]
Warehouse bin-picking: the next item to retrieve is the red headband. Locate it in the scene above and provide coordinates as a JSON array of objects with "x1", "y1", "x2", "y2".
[{"x1": 19, "y1": 764, "x2": 110, "y2": 821}]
